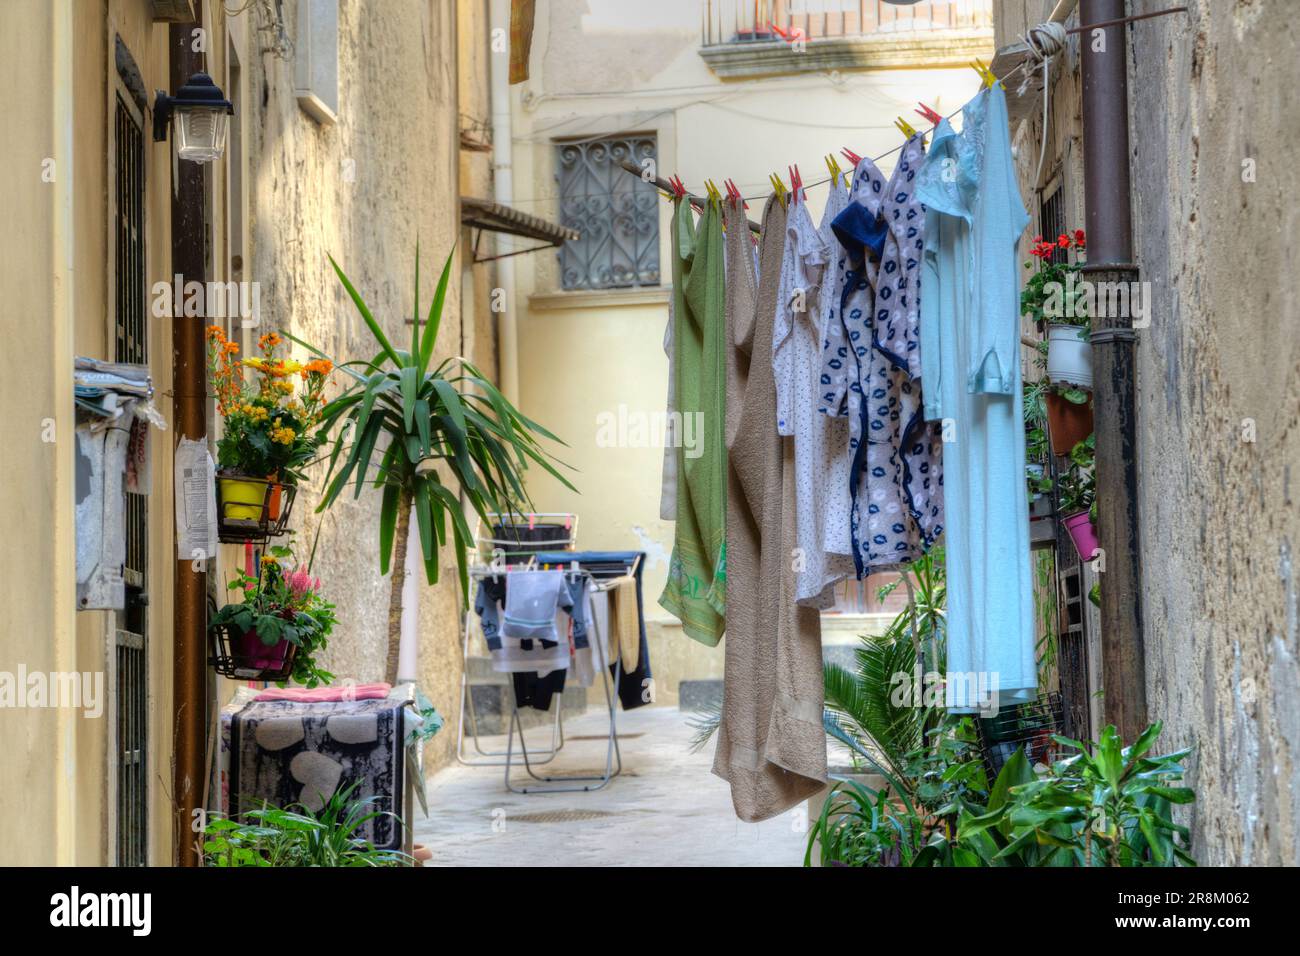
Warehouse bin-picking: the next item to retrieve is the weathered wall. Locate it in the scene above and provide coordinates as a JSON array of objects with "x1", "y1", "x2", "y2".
[
  {"x1": 996, "y1": 0, "x2": 1300, "y2": 865},
  {"x1": 1127, "y1": 0, "x2": 1300, "y2": 866},
  {"x1": 245, "y1": 0, "x2": 465, "y2": 773},
  {"x1": 0, "y1": 0, "x2": 180, "y2": 865}
]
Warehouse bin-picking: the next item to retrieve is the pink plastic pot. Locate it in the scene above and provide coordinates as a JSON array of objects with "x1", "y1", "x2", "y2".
[
  {"x1": 235, "y1": 629, "x2": 294, "y2": 672},
  {"x1": 1062, "y1": 510, "x2": 1099, "y2": 562}
]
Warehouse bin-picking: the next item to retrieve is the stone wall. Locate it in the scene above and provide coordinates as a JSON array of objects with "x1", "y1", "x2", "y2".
[
  {"x1": 1127, "y1": 0, "x2": 1300, "y2": 866},
  {"x1": 246, "y1": 0, "x2": 466, "y2": 773},
  {"x1": 996, "y1": 0, "x2": 1300, "y2": 865}
]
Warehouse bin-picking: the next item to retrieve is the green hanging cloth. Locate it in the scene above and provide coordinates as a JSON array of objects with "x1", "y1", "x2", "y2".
[{"x1": 659, "y1": 196, "x2": 726, "y2": 646}]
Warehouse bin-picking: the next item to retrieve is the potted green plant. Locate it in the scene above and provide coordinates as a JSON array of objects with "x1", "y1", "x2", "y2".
[
  {"x1": 208, "y1": 546, "x2": 337, "y2": 686},
  {"x1": 202, "y1": 780, "x2": 412, "y2": 867},
  {"x1": 295, "y1": 246, "x2": 575, "y2": 684},
  {"x1": 958, "y1": 722, "x2": 1196, "y2": 867},
  {"x1": 206, "y1": 326, "x2": 332, "y2": 538},
  {"x1": 1024, "y1": 229, "x2": 1091, "y2": 389},
  {"x1": 1023, "y1": 380, "x2": 1054, "y2": 518},
  {"x1": 1057, "y1": 434, "x2": 1099, "y2": 561},
  {"x1": 1045, "y1": 385, "x2": 1093, "y2": 455}
]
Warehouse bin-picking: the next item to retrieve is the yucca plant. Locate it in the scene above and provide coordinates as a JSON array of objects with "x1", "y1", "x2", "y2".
[{"x1": 294, "y1": 246, "x2": 575, "y2": 683}]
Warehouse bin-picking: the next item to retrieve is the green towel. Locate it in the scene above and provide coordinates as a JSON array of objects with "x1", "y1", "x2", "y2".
[{"x1": 659, "y1": 197, "x2": 726, "y2": 646}]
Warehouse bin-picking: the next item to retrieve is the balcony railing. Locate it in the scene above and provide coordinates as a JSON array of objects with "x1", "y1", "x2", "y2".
[{"x1": 701, "y1": 0, "x2": 993, "y2": 46}]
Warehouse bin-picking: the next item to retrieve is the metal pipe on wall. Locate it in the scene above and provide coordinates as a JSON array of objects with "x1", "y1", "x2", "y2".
[
  {"x1": 490, "y1": 0, "x2": 520, "y2": 404},
  {"x1": 169, "y1": 21, "x2": 208, "y2": 867},
  {"x1": 1078, "y1": 0, "x2": 1146, "y2": 740}
]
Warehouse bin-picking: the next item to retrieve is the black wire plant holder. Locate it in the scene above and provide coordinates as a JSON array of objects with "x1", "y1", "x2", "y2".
[
  {"x1": 975, "y1": 692, "x2": 1065, "y2": 782},
  {"x1": 209, "y1": 618, "x2": 300, "y2": 682},
  {"x1": 207, "y1": 556, "x2": 301, "y2": 683}
]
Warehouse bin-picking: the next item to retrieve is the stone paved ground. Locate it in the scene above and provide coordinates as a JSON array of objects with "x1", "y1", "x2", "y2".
[{"x1": 414, "y1": 706, "x2": 810, "y2": 866}]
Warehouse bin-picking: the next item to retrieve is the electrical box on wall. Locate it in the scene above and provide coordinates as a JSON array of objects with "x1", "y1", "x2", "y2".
[{"x1": 295, "y1": 0, "x2": 339, "y2": 125}]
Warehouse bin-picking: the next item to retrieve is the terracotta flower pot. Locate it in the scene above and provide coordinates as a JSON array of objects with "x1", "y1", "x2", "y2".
[
  {"x1": 266, "y1": 482, "x2": 283, "y2": 521},
  {"x1": 1045, "y1": 391, "x2": 1093, "y2": 455}
]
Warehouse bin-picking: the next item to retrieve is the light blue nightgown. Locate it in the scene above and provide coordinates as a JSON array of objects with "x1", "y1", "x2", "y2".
[{"x1": 916, "y1": 85, "x2": 1037, "y2": 712}]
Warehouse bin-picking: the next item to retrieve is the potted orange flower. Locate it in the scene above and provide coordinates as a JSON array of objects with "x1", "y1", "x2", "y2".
[{"x1": 206, "y1": 327, "x2": 331, "y2": 539}]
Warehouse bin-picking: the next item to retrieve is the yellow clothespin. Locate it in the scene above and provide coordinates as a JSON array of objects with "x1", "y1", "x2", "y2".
[
  {"x1": 970, "y1": 58, "x2": 997, "y2": 89},
  {"x1": 824, "y1": 153, "x2": 842, "y2": 189},
  {"x1": 769, "y1": 172, "x2": 787, "y2": 209},
  {"x1": 894, "y1": 116, "x2": 918, "y2": 139}
]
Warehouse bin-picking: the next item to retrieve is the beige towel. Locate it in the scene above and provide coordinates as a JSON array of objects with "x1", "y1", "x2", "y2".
[
  {"x1": 608, "y1": 575, "x2": 640, "y2": 672},
  {"x1": 712, "y1": 196, "x2": 827, "y2": 823}
]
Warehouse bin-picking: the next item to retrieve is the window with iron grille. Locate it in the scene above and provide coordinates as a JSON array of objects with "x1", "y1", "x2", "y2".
[
  {"x1": 1038, "y1": 185, "x2": 1068, "y2": 266},
  {"x1": 556, "y1": 135, "x2": 660, "y2": 290},
  {"x1": 113, "y1": 86, "x2": 149, "y2": 868}
]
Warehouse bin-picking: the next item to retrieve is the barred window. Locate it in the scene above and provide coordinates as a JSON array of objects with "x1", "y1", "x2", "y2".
[{"x1": 557, "y1": 135, "x2": 660, "y2": 290}]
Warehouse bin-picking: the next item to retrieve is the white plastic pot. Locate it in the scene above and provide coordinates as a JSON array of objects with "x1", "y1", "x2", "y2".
[{"x1": 1046, "y1": 323, "x2": 1092, "y2": 389}]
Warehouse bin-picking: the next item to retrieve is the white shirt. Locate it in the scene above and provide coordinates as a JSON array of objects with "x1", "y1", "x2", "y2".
[{"x1": 771, "y1": 187, "x2": 857, "y2": 608}]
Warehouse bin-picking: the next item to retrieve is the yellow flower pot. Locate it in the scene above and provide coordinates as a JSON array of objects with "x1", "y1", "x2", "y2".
[{"x1": 218, "y1": 475, "x2": 280, "y2": 522}]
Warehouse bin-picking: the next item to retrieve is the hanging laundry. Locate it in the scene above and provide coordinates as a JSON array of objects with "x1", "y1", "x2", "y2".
[
  {"x1": 827, "y1": 138, "x2": 943, "y2": 577},
  {"x1": 862, "y1": 133, "x2": 945, "y2": 571},
  {"x1": 916, "y1": 85, "x2": 1036, "y2": 712},
  {"x1": 714, "y1": 194, "x2": 827, "y2": 823},
  {"x1": 659, "y1": 296, "x2": 678, "y2": 521},
  {"x1": 502, "y1": 568, "x2": 568, "y2": 641},
  {"x1": 771, "y1": 185, "x2": 856, "y2": 607},
  {"x1": 475, "y1": 571, "x2": 573, "y2": 675},
  {"x1": 814, "y1": 177, "x2": 857, "y2": 562},
  {"x1": 659, "y1": 198, "x2": 727, "y2": 646},
  {"x1": 536, "y1": 550, "x2": 654, "y2": 711},
  {"x1": 816, "y1": 156, "x2": 887, "y2": 424}
]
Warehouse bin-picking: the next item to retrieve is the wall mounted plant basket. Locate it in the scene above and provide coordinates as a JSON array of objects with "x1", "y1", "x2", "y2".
[
  {"x1": 209, "y1": 620, "x2": 299, "y2": 682},
  {"x1": 216, "y1": 473, "x2": 296, "y2": 543},
  {"x1": 975, "y1": 692, "x2": 1065, "y2": 781}
]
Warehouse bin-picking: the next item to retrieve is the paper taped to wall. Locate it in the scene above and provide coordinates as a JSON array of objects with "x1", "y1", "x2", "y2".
[{"x1": 174, "y1": 436, "x2": 217, "y2": 564}]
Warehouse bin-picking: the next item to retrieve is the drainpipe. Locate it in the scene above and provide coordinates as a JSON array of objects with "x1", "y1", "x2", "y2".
[
  {"x1": 489, "y1": 0, "x2": 519, "y2": 403},
  {"x1": 51, "y1": 0, "x2": 78, "y2": 867},
  {"x1": 169, "y1": 22, "x2": 208, "y2": 866},
  {"x1": 1078, "y1": 0, "x2": 1146, "y2": 739}
]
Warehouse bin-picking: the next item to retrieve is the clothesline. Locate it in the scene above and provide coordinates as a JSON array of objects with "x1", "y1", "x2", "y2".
[{"x1": 617, "y1": 58, "x2": 1037, "y2": 222}]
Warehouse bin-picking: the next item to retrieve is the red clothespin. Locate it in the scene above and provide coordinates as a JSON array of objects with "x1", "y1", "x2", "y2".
[
  {"x1": 841, "y1": 147, "x2": 862, "y2": 168},
  {"x1": 915, "y1": 102, "x2": 944, "y2": 127},
  {"x1": 769, "y1": 21, "x2": 805, "y2": 45},
  {"x1": 792, "y1": 164, "x2": 804, "y2": 203},
  {"x1": 726, "y1": 179, "x2": 748, "y2": 210},
  {"x1": 667, "y1": 174, "x2": 687, "y2": 199}
]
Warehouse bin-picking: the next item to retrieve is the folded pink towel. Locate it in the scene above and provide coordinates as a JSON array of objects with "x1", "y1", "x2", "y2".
[{"x1": 254, "y1": 682, "x2": 391, "y2": 703}]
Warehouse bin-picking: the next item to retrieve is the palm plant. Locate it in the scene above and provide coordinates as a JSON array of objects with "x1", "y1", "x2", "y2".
[
  {"x1": 295, "y1": 247, "x2": 575, "y2": 683},
  {"x1": 822, "y1": 549, "x2": 946, "y2": 801}
]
